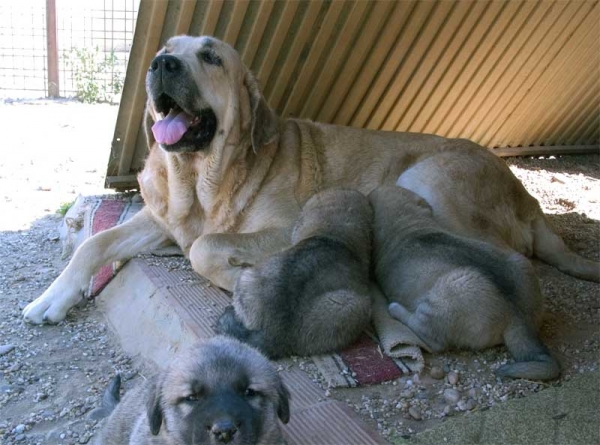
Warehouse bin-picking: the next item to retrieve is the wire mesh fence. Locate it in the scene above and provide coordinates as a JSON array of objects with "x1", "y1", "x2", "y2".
[{"x1": 0, "y1": 0, "x2": 138, "y2": 103}]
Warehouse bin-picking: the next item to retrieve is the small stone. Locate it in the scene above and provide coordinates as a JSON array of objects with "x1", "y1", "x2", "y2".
[
  {"x1": 465, "y1": 399, "x2": 477, "y2": 411},
  {"x1": 15, "y1": 434, "x2": 25, "y2": 441},
  {"x1": 15, "y1": 424, "x2": 26, "y2": 434},
  {"x1": 447, "y1": 371, "x2": 459, "y2": 385},
  {"x1": 416, "y1": 391, "x2": 429, "y2": 400},
  {"x1": 430, "y1": 366, "x2": 445, "y2": 380},
  {"x1": 60, "y1": 433, "x2": 66, "y2": 439},
  {"x1": 412, "y1": 373, "x2": 420, "y2": 384},
  {"x1": 443, "y1": 388, "x2": 461, "y2": 405},
  {"x1": 467, "y1": 388, "x2": 479, "y2": 399},
  {"x1": 408, "y1": 406, "x2": 421, "y2": 420},
  {"x1": 457, "y1": 400, "x2": 467, "y2": 411},
  {"x1": 443, "y1": 405, "x2": 452, "y2": 415},
  {"x1": 0, "y1": 345, "x2": 15, "y2": 356}
]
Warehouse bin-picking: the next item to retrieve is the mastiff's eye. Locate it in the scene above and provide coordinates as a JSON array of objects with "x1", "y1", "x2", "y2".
[
  {"x1": 244, "y1": 388, "x2": 258, "y2": 398},
  {"x1": 185, "y1": 394, "x2": 200, "y2": 402},
  {"x1": 200, "y1": 51, "x2": 221, "y2": 66}
]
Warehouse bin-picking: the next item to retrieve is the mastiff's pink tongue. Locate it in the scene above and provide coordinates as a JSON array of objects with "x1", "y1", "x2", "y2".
[{"x1": 152, "y1": 109, "x2": 194, "y2": 145}]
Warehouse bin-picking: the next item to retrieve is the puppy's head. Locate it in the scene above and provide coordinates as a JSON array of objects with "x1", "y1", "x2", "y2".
[
  {"x1": 293, "y1": 188, "x2": 373, "y2": 258},
  {"x1": 146, "y1": 336, "x2": 289, "y2": 444},
  {"x1": 145, "y1": 35, "x2": 278, "y2": 155}
]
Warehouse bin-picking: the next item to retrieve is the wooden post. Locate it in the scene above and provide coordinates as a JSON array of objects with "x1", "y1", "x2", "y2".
[{"x1": 46, "y1": 0, "x2": 59, "y2": 97}]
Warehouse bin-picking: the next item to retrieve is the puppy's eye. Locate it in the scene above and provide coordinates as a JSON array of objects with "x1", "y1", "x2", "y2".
[
  {"x1": 185, "y1": 394, "x2": 200, "y2": 402},
  {"x1": 244, "y1": 388, "x2": 257, "y2": 398},
  {"x1": 200, "y1": 51, "x2": 221, "y2": 66}
]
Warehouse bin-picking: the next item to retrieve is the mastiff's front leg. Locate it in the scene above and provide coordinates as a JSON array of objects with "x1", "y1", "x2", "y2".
[
  {"x1": 189, "y1": 227, "x2": 292, "y2": 291},
  {"x1": 23, "y1": 208, "x2": 171, "y2": 324}
]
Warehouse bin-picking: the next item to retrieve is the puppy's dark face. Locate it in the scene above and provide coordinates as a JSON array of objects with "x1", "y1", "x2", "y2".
[
  {"x1": 147, "y1": 336, "x2": 289, "y2": 445},
  {"x1": 179, "y1": 381, "x2": 265, "y2": 444}
]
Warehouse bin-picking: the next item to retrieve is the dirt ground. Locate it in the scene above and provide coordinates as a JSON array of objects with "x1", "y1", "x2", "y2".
[{"x1": 0, "y1": 100, "x2": 598, "y2": 444}]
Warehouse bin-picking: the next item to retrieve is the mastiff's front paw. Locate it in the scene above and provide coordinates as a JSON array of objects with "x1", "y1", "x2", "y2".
[{"x1": 23, "y1": 286, "x2": 82, "y2": 324}]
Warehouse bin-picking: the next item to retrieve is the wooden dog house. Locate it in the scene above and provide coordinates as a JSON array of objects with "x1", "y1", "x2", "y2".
[{"x1": 106, "y1": 0, "x2": 599, "y2": 190}]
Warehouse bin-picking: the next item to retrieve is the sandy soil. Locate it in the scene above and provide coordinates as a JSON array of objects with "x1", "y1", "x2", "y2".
[{"x1": 0, "y1": 100, "x2": 598, "y2": 444}]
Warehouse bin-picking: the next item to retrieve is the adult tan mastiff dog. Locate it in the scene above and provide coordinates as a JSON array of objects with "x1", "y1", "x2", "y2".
[
  {"x1": 370, "y1": 186, "x2": 560, "y2": 381},
  {"x1": 23, "y1": 35, "x2": 599, "y2": 324},
  {"x1": 93, "y1": 336, "x2": 289, "y2": 445}
]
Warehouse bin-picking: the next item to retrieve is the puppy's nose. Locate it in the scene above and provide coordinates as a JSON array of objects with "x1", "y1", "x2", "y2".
[
  {"x1": 149, "y1": 54, "x2": 182, "y2": 74},
  {"x1": 211, "y1": 419, "x2": 237, "y2": 443}
]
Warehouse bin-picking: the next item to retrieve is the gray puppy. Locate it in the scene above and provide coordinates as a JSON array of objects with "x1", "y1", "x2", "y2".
[
  {"x1": 216, "y1": 188, "x2": 373, "y2": 359},
  {"x1": 369, "y1": 186, "x2": 560, "y2": 380},
  {"x1": 93, "y1": 336, "x2": 290, "y2": 445}
]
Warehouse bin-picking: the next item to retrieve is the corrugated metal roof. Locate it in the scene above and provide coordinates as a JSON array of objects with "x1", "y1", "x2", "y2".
[{"x1": 107, "y1": 0, "x2": 600, "y2": 189}]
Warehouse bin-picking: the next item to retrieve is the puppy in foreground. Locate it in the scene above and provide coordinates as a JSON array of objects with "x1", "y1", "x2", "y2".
[
  {"x1": 217, "y1": 188, "x2": 373, "y2": 358},
  {"x1": 93, "y1": 336, "x2": 290, "y2": 445},
  {"x1": 369, "y1": 186, "x2": 560, "y2": 380}
]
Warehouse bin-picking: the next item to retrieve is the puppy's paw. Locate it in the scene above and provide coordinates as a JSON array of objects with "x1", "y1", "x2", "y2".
[
  {"x1": 388, "y1": 302, "x2": 411, "y2": 324},
  {"x1": 216, "y1": 306, "x2": 251, "y2": 341},
  {"x1": 215, "y1": 306, "x2": 237, "y2": 334},
  {"x1": 22, "y1": 288, "x2": 82, "y2": 324}
]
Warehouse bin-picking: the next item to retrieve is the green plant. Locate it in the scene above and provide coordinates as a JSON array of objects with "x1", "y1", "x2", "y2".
[
  {"x1": 57, "y1": 200, "x2": 75, "y2": 216},
  {"x1": 64, "y1": 46, "x2": 125, "y2": 103}
]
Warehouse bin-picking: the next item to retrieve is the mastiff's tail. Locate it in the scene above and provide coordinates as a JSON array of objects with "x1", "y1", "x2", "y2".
[{"x1": 532, "y1": 212, "x2": 599, "y2": 282}]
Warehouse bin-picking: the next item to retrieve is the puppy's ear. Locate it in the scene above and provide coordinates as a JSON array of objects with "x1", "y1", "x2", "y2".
[
  {"x1": 244, "y1": 70, "x2": 279, "y2": 152},
  {"x1": 146, "y1": 378, "x2": 164, "y2": 435},
  {"x1": 275, "y1": 380, "x2": 290, "y2": 424}
]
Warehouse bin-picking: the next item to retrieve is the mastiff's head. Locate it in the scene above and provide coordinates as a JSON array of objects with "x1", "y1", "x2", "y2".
[
  {"x1": 147, "y1": 336, "x2": 290, "y2": 444},
  {"x1": 145, "y1": 35, "x2": 278, "y2": 154}
]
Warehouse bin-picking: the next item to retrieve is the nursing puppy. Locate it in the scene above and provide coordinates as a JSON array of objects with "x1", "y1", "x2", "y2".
[
  {"x1": 94, "y1": 336, "x2": 290, "y2": 445},
  {"x1": 216, "y1": 188, "x2": 373, "y2": 359},
  {"x1": 369, "y1": 186, "x2": 560, "y2": 380}
]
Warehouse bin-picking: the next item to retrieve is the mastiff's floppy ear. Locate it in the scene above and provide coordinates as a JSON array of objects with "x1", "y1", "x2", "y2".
[
  {"x1": 143, "y1": 99, "x2": 158, "y2": 149},
  {"x1": 146, "y1": 378, "x2": 164, "y2": 435},
  {"x1": 244, "y1": 71, "x2": 279, "y2": 152}
]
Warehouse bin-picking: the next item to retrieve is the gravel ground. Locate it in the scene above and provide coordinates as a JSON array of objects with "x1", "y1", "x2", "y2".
[
  {"x1": 0, "y1": 101, "x2": 598, "y2": 444},
  {"x1": 0, "y1": 100, "x2": 147, "y2": 445}
]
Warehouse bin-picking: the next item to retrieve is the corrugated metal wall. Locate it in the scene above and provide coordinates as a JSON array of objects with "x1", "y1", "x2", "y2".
[{"x1": 107, "y1": 0, "x2": 600, "y2": 189}]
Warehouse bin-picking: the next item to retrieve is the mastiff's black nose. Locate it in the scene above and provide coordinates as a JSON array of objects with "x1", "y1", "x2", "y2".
[
  {"x1": 149, "y1": 54, "x2": 182, "y2": 75},
  {"x1": 211, "y1": 419, "x2": 238, "y2": 443}
]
